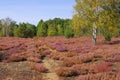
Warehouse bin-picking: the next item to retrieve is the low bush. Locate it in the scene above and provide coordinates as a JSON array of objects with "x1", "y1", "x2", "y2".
[
  {"x1": 0, "y1": 51, "x2": 4, "y2": 61},
  {"x1": 55, "y1": 45, "x2": 67, "y2": 52},
  {"x1": 64, "y1": 26, "x2": 74, "y2": 38},
  {"x1": 42, "y1": 49, "x2": 51, "y2": 55},
  {"x1": 32, "y1": 64, "x2": 48, "y2": 73},
  {"x1": 62, "y1": 54, "x2": 94, "y2": 67},
  {"x1": 117, "y1": 71, "x2": 120, "y2": 78},
  {"x1": 56, "y1": 67, "x2": 77, "y2": 77},
  {"x1": 27, "y1": 56, "x2": 41, "y2": 63},
  {"x1": 71, "y1": 65, "x2": 89, "y2": 75},
  {"x1": 105, "y1": 55, "x2": 120, "y2": 62},
  {"x1": 7, "y1": 53, "x2": 26, "y2": 62},
  {"x1": 89, "y1": 62, "x2": 113, "y2": 73}
]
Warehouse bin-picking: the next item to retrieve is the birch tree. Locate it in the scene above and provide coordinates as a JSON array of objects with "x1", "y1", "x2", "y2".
[{"x1": 73, "y1": 0, "x2": 120, "y2": 44}]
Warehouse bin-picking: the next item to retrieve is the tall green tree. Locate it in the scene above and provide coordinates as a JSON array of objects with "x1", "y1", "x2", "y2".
[
  {"x1": 8, "y1": 21, "x2": 16, "y2": 36},
  {"x1": 47, "y1": 24, "x2": 57, "y2": 36},
  {"x1": 98, "y1": 0, "x2": 120, "y2": 41},
  {"x1": 73, "y1": 0, "x2": 120, "y2": 44},
  {"x1": 0, "y1": 18, "x2": 16, "y2": 37},
  {"x1": 14, "y1": 23, "x2": 36, "y2": 38},
  {"x1": 37, "y1": 22, "x2": 48, "y2": 37},
  {"x1": 57, "y1": 24, "x2": 63, "y2": 35},
  {"x1": 14, "y1": 25, "x2": 18, "y2": 37},
  {"x1": 72, "y1": 14, "x2": 82, "y2": 36},
  {"x1": 25, "y1": 23, "x2": 36, "y2": 38},
  {"x1": 37, "y1": 20, "x2": 47, "y2": 37},
  {"x1": 64, "y1": 25, "x2": 74, "y2": 38},
  {"x1": 14, "y1": 23, "x2": 26, "y2": 38}
]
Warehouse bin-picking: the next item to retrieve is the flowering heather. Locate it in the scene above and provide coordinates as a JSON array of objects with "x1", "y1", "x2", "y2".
[
  {"x1": 0, "y1": 36, "x2": 120, "y2": 80},
  {"x1": 27, "y1": 56, "x2": 41, "y2": 63},
  {"x1": 31, "y1": 63, "x2": 48, "y2": 73},
  {"x1": 56, "y1": 67, "x2": 77, "y2": 77},
  {"x1": 90, "y1": 62, "x2": 113, "y2": 73}
]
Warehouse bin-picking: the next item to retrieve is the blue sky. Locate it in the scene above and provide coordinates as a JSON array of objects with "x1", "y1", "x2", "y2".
[{"x1": 0, "y1": 0, "x2": 75, "y2": 25}]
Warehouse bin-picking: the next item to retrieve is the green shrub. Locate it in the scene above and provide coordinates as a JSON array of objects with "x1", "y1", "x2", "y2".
[
  {"x1": 103, "y1": 32, "x2": 112, "y2": 41},
  {"x1": 64, "y1": 26, "x2": 74, "y2": 38},
  {"x1": 104, "y1": 35, "x2": 111, "y2": 41}
]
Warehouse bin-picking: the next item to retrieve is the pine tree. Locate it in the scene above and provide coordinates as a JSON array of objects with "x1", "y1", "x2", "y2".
[{"x1": 37, "y1": 20, "x2": 44, "y2": 37}]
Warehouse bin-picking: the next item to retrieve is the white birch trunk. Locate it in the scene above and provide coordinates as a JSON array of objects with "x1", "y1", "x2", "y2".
[{"x1": 93, "y1": 23, "x2": 97, "y2": 45}]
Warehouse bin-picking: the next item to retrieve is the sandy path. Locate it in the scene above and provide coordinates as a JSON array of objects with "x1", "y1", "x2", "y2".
[{"x1": 42, "y1": 57, "x2": 60, "y2": 80}]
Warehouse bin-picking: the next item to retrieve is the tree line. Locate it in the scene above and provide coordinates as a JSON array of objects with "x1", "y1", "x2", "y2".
[
  {"x1": 0, "y1": 14, "x2": 120, "y2": 40},
  {"x1": 0, "y1": 18, "x2": 74, "y2": 38}
]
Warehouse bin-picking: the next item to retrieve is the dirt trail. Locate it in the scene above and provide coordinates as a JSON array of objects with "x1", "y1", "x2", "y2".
[
  {"x1": 32, "y1": 39, "x2": 61, "y2": 80},
  {"x1": 42, "y1": 57, "x2": 60, "y2": 80}
]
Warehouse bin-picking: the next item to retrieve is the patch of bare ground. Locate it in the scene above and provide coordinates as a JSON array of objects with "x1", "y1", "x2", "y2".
[
  {"x1": 0, "y1": 61, "x2": 42, "y2": 80},
  {"x1": 41, "y1": 57, "x2": 61, "y2": 80}
]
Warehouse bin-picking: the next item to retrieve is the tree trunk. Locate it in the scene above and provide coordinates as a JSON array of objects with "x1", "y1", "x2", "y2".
[{"x1": 93, "y1": 23, "x2": 97, "y2": 45}]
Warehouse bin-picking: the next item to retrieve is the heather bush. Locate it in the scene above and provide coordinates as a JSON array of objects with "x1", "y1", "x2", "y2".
[
  {"x1": 56, "y1": 67, "x2": 77, "y2": 77},
  {"x1": 105, "y1": 55, "x2": 120, "y2": 62},
  {"x1": 56, "y1": 65, "x2": 89, "y2": 77},
  {"x1": 71, "y1": 65, "x2": 89, "y2": 75},
  {"x1": 27, "y1": 56, "x2": 41, "y2": 63},
  {"x1": 0, "y1": 51, "x2": 4, "y2": 61},
  {"x1": 64, "y1": 52, "x2": 78, "y2": 57},
  {"x1": 55, "y1": 45, "x2": 67, "y2": 52},
  {"x1": 62, "y1": 56, "x2": 81, "y2": 67},
  {"x1": 4, "y1": 47, "x2": 21, "y2": 55},
  {"x1": 32, "y1": 64, "x2": 48, "y2": 73},
  {"x1": 49, "y1": 54, "x2": 61, "y2": 60},
  {"x1": 117, "y1": 71, "x2": 120, "y2": 78},
  {"x1": 42, "y1": 49, "x2": 51, "y2": 55},
  {"x1": 62, "y1": 59, "x2": 75, "y2": 67},
  {"x1": 48, "y1": 43, "x2": 67, "y2": 52},
  {"x1": 0, "y1": 45, "x2": 11, "y2": 50},
  {"x1": 62, "y1": 54, "x2": 94, "y2": 67},
  {"x1": 7, "y1": 53, "x2": 26, "y2": 62},
  {"x1": 90, "y1": 62, "x2": 113, "y2": 73},
  {"x1": 80, "y1": 54, "x2": 93, "y2": 63},
  {"x1": 48, "y1": 52, "x2": 67, "y2": 60}
]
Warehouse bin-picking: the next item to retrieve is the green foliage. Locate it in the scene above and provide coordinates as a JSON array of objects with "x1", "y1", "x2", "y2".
[
  {"x1": 64, "y1": 25, "x2": 74, "y2": 38},
  {"x1": 0, "y1": 30, "x2": 3, "y2": 37},
  {"x1": 47, "y1": 24, "x2": 57, "y2": 36},
  {"x1": 57, "y1": 24, "x2": 63, "y2": 35},
  {"x1": 73, "y1": 0, "x2": 120, "y2": 42},
  {"x1": 0, "y1": 18, "x2": 16, "y2": 37},
  {"x1": 104, "y1": 33, "x2": 111, "y2": 42},
  {"x1": 14, "y1": 23, "x2": 36, "y2": 38},
  {"x1": 25, "y1": 23, "x2": 36, "y2": 38},
  {"x1": 37, "y1": 24, "x2": 48, "y2": 37},
  {"x1": 8, "y1": 22, "x2": 16, "y2": 36},
  {"x1": 37, "y1": 20, "x2": 48, "y2": 37},
  {"x1": 13, "y1": 25, "x2": 18, "y2": 37},
  {"x1": 0, "y1": 17, "x2": 73, "y2": 38},
  {"x1": 14, "y1": 23, "x2": 26, "y2": 37}
]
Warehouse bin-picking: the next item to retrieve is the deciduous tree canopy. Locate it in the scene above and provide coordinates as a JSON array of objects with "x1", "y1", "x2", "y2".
[{"x1": 73, "y1": 0, "x2": 120, "y2": 42}]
